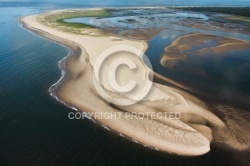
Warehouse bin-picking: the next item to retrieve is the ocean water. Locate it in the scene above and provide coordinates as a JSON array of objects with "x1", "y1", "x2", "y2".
[{"x1": 0, "y1": 2, "x2": 248, "y2": 166}]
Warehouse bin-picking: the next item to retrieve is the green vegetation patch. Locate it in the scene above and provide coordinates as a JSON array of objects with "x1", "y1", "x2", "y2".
[
  {"x1": 44, "y1": 10, "x2": 111, "y2": 28},
  {"x1": 222, "y1": 15, "x2": 250, "y2": 23}
]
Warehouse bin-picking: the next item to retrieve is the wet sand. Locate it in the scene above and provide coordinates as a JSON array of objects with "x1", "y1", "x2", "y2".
[
  {"x1": 119, "y1": 28, "x2": 162, "y2": 40},
  {"x1": 161, "y1": 33, "x2": 250, "y2": 73}
]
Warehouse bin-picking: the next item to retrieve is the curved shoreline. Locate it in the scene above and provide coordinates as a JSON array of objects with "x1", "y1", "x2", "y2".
[
  {"x1": 19, "y1": 16, "x2": 157, "y2": 145},
  {"x1": 19, "y1": 10, "x2": 229, "y2": 156},
  {"x1": 19, "y1": 15, "x2": 167, "y2": 153},
  {"x1": 19, "y1": 16, "x2": 82, "y2": 111}
]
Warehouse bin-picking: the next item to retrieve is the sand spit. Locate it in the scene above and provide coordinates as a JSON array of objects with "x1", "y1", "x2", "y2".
[{"x1": 20, "y1": 10, "x2": 226, "y2": 156}]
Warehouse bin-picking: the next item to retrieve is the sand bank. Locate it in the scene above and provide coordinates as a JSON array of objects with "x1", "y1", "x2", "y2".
[
  {"x1": 161, "y1": 33, "x2": 250, "y2": 74},
  {"x1": 20, "y1": 10, "x2": 225, "y2": 156}
]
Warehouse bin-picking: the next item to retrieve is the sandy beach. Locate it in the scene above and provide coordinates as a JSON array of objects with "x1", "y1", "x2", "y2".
[{"x1": 19, "y1": 9, "x2": 227, "y2": 156}]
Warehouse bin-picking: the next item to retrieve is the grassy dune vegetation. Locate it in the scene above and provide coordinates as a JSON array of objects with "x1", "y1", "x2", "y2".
[
  {"x1": 40, "y1": 10, "x2": 111, "y2": 29},
  {"x1": 222, "y1": 15, "x2": 250, "y2": 23}
]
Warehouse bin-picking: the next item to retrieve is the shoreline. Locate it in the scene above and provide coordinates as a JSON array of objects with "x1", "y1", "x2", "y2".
[
  {"x1": 19, "y1": 15, "x2": 168, "y2": 153},
  {"x1": 19, "y1": 16, "x2": 161, "y2": 150},
  {"x1": 19, "y1": 10, "x2": 228, "y2": 156},
  {"x1": 17, "y1": 13, "x2": 164, "y2": 149},
  {"x1": 19, "y1": 16, "x2": 82, "y2": 110}
]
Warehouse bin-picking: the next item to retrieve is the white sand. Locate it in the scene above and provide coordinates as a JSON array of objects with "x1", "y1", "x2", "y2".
[{"x1": 20, "y1": 11, "x2": 225, "y2": 156}]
